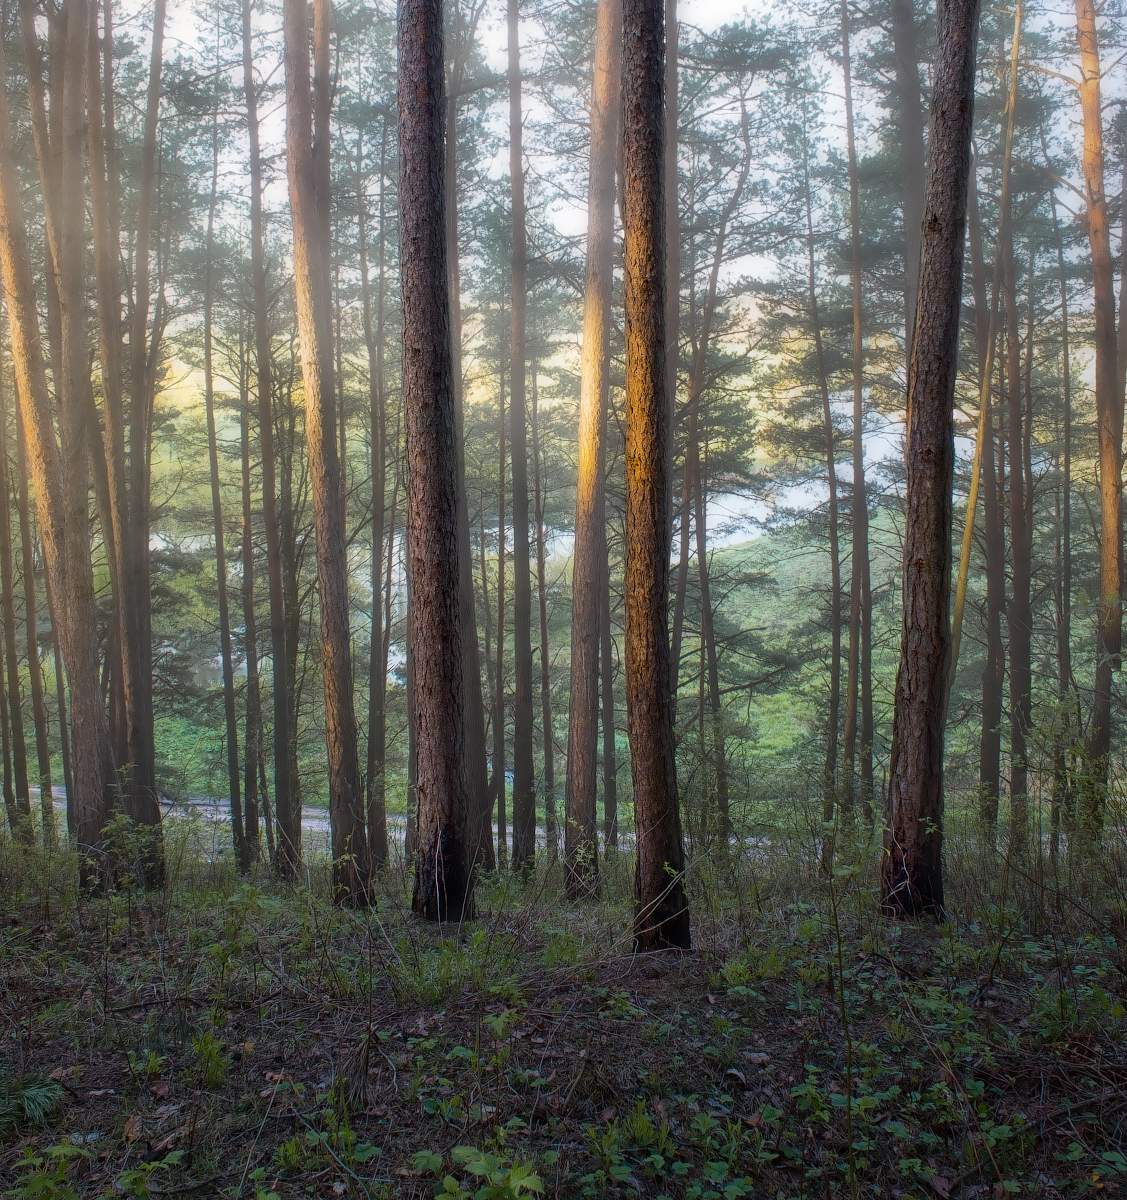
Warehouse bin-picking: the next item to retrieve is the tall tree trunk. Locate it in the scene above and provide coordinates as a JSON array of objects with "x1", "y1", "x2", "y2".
[
  {"x1": 507, "y1": 0, "x2": 536, "y2": 871},
  {"x1": 839, "y1": 0, "x2": 873, "y2": 827},
  {"x1": 882, "y1": 0, "x2": 981, "y2": 919},
  {"x1": 663, "y1": 0, "x2": 679, "y2": 543},
  {"x1": 890, "y1": 0, "x2": 926, "y2": 359},
  {"x1": 0, "y1": 350, "x2": 31, "y2": 839},
  {"x1": 13, "y1": 404, "x2": 52, "y2": 842},
  {"x1": 565, "y1": 0, "x2": 620, "y2": 897},
  {"x1": 530, "y1": 366, "x2": 556, "y2": 857},
  {"x1": 243, "y1": 0, "x2": 296, "y2": 876},
  {"x1": 283, "y1": 0, "x2": 368, "y2": 904},
  {"x1": 0, "y1": 12, "x2": 110, "y2": 886},
  {"x1": 623, "y1": 0, "x2": 689, "y2": 951},
  {"x1": 359, "y1": 123, "x2": 390, "y2": 870},
  {"x1": 399, "y1": 0, "x2": 474, "y2": 920},
  {"x1": 202, "y1": 80, "x2": 246, "y2": 872},
  {"x1": 1075, "y1": 0, "x2": 1121, "y2": 831},
  {"x1": 444, "y1": 10, "x2": 494, "y2": 874}
]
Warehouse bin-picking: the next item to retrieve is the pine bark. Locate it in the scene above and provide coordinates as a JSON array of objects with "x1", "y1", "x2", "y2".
[
  {"x1": 623, "y1": 0, "x2": 689, "y2": 951},
  {"x1": 399, "y1": 0, "x2": 474, "y2": 920},
  {"x1": 882, "y1": 0, "x2": 981, "y2": 919}
]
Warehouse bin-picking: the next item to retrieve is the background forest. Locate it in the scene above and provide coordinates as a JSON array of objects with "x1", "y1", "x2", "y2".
[{"x1": 2, "y1": 0, "x2": 1127, "y2": 1195}]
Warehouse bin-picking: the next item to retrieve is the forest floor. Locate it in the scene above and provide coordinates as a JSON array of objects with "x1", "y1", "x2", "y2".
[{"x1": 2, "y1": 827, "x2": 1126, "y2": 1200}]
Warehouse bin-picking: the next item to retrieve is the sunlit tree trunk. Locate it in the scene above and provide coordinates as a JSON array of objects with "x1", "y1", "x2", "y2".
[
  {"x1": 882, "y1": 0, "x2": 981, "y2": 919},
  {"x1": 1075, "y1": 0, "x2": 1121, "y2": 832},
  {"x1": 399, "y1": 0, "x2": 474, "y2": 920},
  {"x1": 565, "y1": 0, "x2": 620, "y2": 897},
  {"x1": 623, "y1": 0, "x2": 689, "y2": 951},
  {"x1": 243, "y1": 0, "x2": 296, "y2": 876},
  {"x1": 0, "y1": 13, "x2": 110, "y2": 886}
]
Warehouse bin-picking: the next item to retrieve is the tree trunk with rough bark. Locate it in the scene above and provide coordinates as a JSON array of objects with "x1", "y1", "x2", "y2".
[
  {"x1": 623, "y1": 0, "x2": 689, "y2": 951},
  {"x1": 882, "y1": 0, "x2": 981, "y2": 919},
  {"x1": 399, "y1": 0, "x2": 474, "y2": 920}
]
